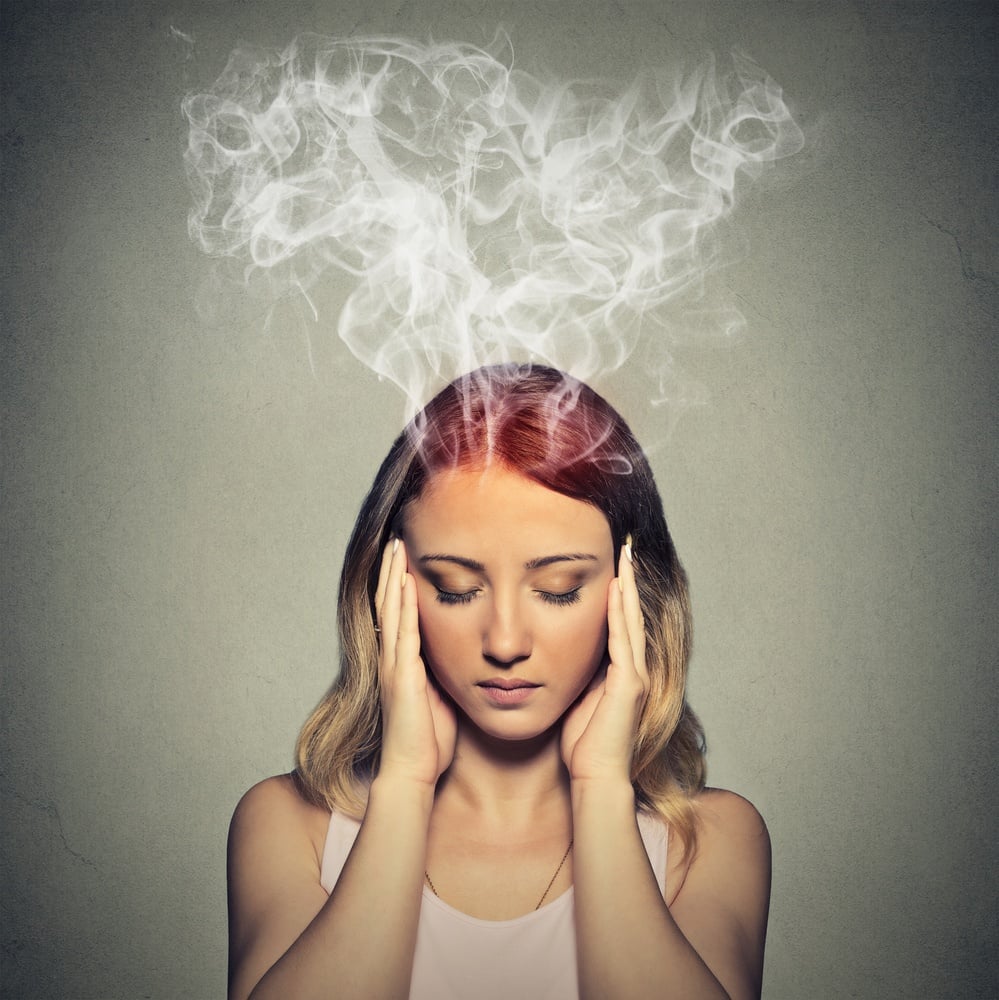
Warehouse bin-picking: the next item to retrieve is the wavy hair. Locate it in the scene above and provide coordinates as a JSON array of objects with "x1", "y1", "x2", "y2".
[{"x1": 296, "y1": 363, "x2": 706, "y2": 859}]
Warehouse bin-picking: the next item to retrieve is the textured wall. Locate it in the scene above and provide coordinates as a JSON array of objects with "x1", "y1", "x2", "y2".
[{"x1": 2, "y1": 2, "x2": 996, "y2": 997}]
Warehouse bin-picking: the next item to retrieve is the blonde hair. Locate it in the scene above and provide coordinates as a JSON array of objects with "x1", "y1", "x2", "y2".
[{"x1": 296, "y1": 364, "x2": 706, "y2": 860}]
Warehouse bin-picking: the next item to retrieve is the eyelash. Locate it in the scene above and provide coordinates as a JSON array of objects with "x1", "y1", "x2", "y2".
[
  {"x1": 435, "y1": 589, "x2": 478, "y2": 606},
  {"x1": 434, "y1": 588, "x2": 582, "y2": 607},
  {"x1": 539, "y1": 588, "x2": 582, "y2": 607}
]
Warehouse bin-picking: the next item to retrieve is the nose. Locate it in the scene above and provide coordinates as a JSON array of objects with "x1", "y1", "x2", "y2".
[{"x1": 481, "y1": 593, "x2": 532, "y2": 667}]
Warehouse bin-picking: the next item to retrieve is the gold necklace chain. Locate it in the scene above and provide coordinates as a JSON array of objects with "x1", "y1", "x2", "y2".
[{"x1": 424, "y1": 839, "x2": 574, "y2": 911}]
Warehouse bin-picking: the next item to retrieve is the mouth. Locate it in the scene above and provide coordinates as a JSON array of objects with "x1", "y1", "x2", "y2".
[
  {"x1": 477, "y1": 679, "x2": 540, "y2": 690},
  {"x1": 476, "y1": 678, "x2": 541, "y2": 706}
]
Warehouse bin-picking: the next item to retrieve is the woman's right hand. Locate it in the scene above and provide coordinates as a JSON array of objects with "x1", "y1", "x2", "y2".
[{"x1": 374, "y1": 538, "x2": 457, "y2": 788}]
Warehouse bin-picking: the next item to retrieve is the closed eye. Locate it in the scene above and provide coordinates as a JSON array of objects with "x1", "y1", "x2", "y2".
[
  {"x1": 538, "y1": 587, "x2": 582, "y2": 607},
  {"x1": 435, "y1": 588, "x2": 479, "y2": 606}
]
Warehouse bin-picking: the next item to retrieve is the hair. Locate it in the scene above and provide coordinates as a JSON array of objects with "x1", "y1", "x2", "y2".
[{"x1": 296, "y1": 363, "x2": 706, "y2": 860}]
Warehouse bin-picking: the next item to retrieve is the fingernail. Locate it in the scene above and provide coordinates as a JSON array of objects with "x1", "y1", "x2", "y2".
[
  {"x1": 624, "y1": 533, "x2": 633, "y2": 563},
  {"x1": 392, "y1": 537, "x2": 400, "y2": 553}
]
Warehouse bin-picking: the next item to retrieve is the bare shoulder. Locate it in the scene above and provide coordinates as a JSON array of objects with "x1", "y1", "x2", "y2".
[
  {"x1": 230, "y1": 773, "x2": 330, "y2": 861},
  {"x1": 694, "y1": 787, "x2": 770, "y2": 854},
  {"x1": 227, "y1": 774, "x2": 331, "y2": 1000},
  {"x1": 667, "y1": 789, "x2": 772, "y2": 1000},
  {"x1": 666, "y1": 788, "x2": 770, "y2": 895},
  {"x1": 682, "y1": 787, "x2": 771, "y2": 895}
]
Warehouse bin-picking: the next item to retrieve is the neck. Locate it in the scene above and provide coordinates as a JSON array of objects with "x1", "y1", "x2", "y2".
[{"x1": 435, "y1": 718, "x2": 570, "y2": 831}]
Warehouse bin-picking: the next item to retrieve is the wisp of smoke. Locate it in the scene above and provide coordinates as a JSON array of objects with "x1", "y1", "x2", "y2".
[{"x1": 183, "y1": 33, "x2": 802, "y2": 417}]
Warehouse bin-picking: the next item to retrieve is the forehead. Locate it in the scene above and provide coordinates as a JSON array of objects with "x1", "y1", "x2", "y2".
[{"x1": 405, "y1": 464, "x2": 612, "y2": 551}]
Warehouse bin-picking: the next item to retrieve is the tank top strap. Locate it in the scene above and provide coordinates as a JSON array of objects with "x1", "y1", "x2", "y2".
[
  {"x1": 319, "y1": 809, "x2": 361, "y2": 895},
  {"x1": 636, "y1": 810, "x2": 669, "y2": 897}
]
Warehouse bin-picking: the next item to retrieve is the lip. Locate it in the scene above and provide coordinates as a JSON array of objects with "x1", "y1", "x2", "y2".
[
  {"x1": 477, "y1": 679, "x2": 540, "y2": 706},
  {"x1": 478, "y1": 679, "x2": 540, "y2": 691}
]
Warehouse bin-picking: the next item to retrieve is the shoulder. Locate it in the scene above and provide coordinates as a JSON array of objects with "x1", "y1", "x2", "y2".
[
  {"x1": 232, "y1": 772, "x2": 320, "y2": 816},
  {"x1": 694, "y1": 788, "x2": 770, "y2": 853},
  {"x1": 230, "y1": 773, "x2": 331, "y2": 864},
  {"x1": 666, "y1": 788, "x2": 771, "y2": 998},
  {"x1": 667, "y1": 788, "x2": 770, "y2": 997},
  {"x1": 665, "y1": 789, "x2": 770, "y2": 896},
  {"x1": 684, "y1": 787, "x2": 771, "y2": 896},
  {"x1": 231, "y1": 773, "x2": 330, "y2": 834},
  {"x1": 227, "y1": 776, "x2": 332, "y2": 999}
]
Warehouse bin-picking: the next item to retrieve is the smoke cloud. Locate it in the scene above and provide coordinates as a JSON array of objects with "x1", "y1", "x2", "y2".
[{"x1": 183, "y1": 33, "x2": 802, "y2": 416}]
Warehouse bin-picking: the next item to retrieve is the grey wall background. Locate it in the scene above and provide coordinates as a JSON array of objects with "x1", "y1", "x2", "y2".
[{"x1": 2, "y1": 1, "x2": 995, "y2": 998}]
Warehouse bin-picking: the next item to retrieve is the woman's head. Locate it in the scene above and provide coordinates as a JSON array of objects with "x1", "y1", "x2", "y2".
[
  {"x1": 358, "y1": 363, "x2": 684, "y2": 585},
  {"x1": 297, "y1": 364, "x2": 705, "y2": 843}
]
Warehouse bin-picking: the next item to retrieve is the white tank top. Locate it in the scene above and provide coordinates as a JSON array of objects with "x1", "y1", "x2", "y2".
[{"x1": 319, "y1": 809, "x2": 668, "y2": 1000}]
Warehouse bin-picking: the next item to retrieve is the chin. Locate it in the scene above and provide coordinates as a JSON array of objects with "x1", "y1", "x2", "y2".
[{"x1": 460, "y1": 705, "x2": 565, "y2": 744}]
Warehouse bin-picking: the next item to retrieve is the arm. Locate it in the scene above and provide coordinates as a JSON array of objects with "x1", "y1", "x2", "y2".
[
  {"x1": 563, "y1": 547, "x2": 770, "y2": 999},
  {"x1": 228, "y1": 540, "x2": 455, "y2": 1000},
  {"x1": 572, "y1": 782, "x2": 770, "y2": 1000},
  {"x1": 227, "y1": 773, "x2": 434, "y2": 1000}
]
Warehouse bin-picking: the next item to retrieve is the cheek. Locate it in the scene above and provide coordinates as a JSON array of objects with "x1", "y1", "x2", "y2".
[
  {"x1": 583, "y1": 621, "x2": 610, "y2": 669},
  {"x1": 557, "y1": 596, "x2": 610, "y2": 667},
  {"x1": 413, "y1": 587, "x2": 475, "y2": 667}
]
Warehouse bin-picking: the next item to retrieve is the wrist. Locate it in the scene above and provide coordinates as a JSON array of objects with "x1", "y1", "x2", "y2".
[
  {"x1": 570, "y1": 776, "x2": 636, "y2": 815},
  {"x1": 368, "y1": 772, "x2": 437, "y2": 816},
  {"x1": 373, "y1": 748, "x2": 446, "y2": 795}
]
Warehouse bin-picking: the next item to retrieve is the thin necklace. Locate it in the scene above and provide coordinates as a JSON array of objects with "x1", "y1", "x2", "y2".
[{"x1": 424, "y1": 839, "x2": 574, "y2": 911}]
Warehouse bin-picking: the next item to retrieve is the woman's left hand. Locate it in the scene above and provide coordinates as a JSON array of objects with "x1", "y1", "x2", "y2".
[{"x1": 560, "y1": 541, "x2": 649, "y2": 785}]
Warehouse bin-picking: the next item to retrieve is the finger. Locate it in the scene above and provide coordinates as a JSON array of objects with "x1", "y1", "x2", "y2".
[
  {"x1": 606, "y1": 578, "x2": 634, "y2": 679},
  {"x1": 560, "y1": 675, "x2": 605, "y2": 756},
  {"x1": 396, "y1": 568, "x2": 423, "y2": 676},
  {"x1": 379, "y1": 539, "x2": 405, "y2": 671},
  {"x1": 373, "y1": 537, "x2": 396, "y2": 620},
  {"x1": 579, "y1": 672, "x2": 607, "y2": 714},
  {"x1": 607, "y1": 584, "x2": 647, "y2": 711},
  {"x1": 618, "y1": 544, "x2": 648, "y2": 682}
]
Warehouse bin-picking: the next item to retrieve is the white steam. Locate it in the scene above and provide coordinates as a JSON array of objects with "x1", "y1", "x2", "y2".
[{"x1": 183, "y1": 33, "x2": 802, "y2": 415}]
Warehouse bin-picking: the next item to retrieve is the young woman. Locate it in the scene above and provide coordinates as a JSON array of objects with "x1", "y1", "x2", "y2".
[{"x1": 226, "y1": 364, "x2": 771, "y2": 1000}]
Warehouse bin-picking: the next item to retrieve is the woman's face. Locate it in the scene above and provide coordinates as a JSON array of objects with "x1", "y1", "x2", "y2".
[{"x1": 403, "y1": 463, "x2": 616, "y2": 742}]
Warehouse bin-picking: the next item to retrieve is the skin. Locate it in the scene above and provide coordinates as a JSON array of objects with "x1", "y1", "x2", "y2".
[
  {"x1": 226, "y1": 464, "x2": 771, "y2": 1000},
  {"x1": 406, "y1": 464, "x2": 615, "y2": 746}
]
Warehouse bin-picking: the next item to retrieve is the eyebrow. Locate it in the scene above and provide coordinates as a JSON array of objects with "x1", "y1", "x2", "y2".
[{"x1": 418, "y1": 553, "x2": 599, "y2": 572}]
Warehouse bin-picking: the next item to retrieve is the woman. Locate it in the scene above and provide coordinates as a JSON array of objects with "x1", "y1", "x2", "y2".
[{"x1": 227, "y1": 364, "x2": 771, "y2": 1000}]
